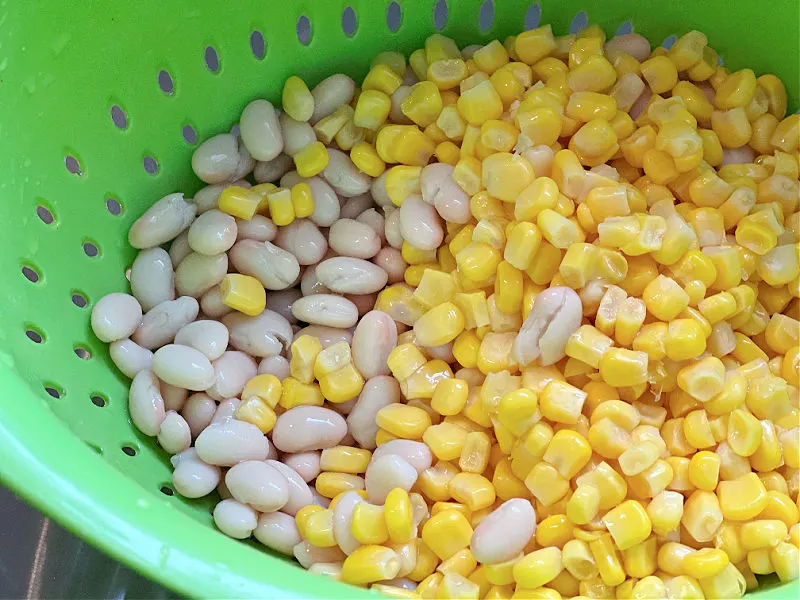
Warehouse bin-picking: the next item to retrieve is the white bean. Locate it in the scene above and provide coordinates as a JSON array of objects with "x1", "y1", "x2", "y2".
[
  {"x1": 611, "y1": 72, "x2": 645, "y2": 112},
  {"x1": 168, "y1": 230, "x2": 192, "y2": 267},
  {"x1": 180, "y1": 393, "x2": 217, "y2": 437},
  {"x1": 130, "y1": 248, "x2": 175, "y2": 311},
  {"x1": 226, "y1": 460, "x2": 290, "y2": 512},
  {"x1": 384, "y1": 207, "x2": 404, "y2": 249},
  {"x1": 162, "y1": 383, "x2": 189, "y2": 412},
  {"x1": 171, "y1": 448, "x2": 221, "y2": 498},
  {"x1": 629, "y1": 85, "x2": 653, "y2": 121},
  {"x1": 258, "y1": 355, "x2": 291, "y2": 379},
  {"x1": 293, "y1": 325, "x2": 353, "y2": 348},
  {"x1": 193, "y1": 184, "x2": 226, "y2": 214},
  {"x1": 371, "y1": 171, "x2": 392, "y2": 208},
  {"x1": 283, "y1": 452, "x2": 321, "y2": 483},
  {"x1": 373, "y1": 247, "x2": 407, "y2": 284},
  {"x1": 425, "y1": 341, "x2": 455, "y2": 363},
  {"x1": 365, "y1": 454, "x2": 418, "y2": 504},
  {"x1": 254, "y1": 154, "x2": 294, "y2": 184},
  {"x1": 322, "y1": 149, "x2": 372, "y2": 197},
  {"x1": 128, "y1": 193, "x2": 197, "y2": 249},
  {"x1": 236, "y1": 215, "x2": 277, "y2": 242},
  {"x1": 300, "y1": 266, "x2": 330, "y2": 296},
  {"x1": 604, "y1": 33, "x2": 652, "y2": 62},
  {"x1": 521, "y1": 145, "x2": 555, "y2": 178},
  {"x1": 346, "y1": 376, "x2": 401, "y2": 449},
  {"x1": 399, "y1": 195, "x2": 444, "y2": 251},
  {"x1": 217, "y1": 477, "x2": 233, "y2": 500},
  {"x1": 333, "y1": 491, "x2": 365, "y2": 554},
  {"x1": 206, "y1": 351, "x2": 257, "y2": 400},
  {"x1": 311, "y1": 74, "x2": 356, "y2": 124},
  {"x1": 356, "y1": 208, "x2": 386, "y2": 244},
  {"x1": 187, "y1": 209, "x2": 237, "y2": 256},
  {"x1": 229, "y1": 239, "x2": 300, "y2": 291},
  {"x1": 214, "y1": 499, "x2": 258, "y2": 539},
  {"x1": 332, "y1": 399, "x2": 357, "y2": 417},
  {"x1": 174, "y1": 320, "x2": 229, "y2": 361},
  {"x1": 328, "y1": 218, "x2": 382, "y2": 259},
  {"x1": 212, "y1": 398, "x2": 241, "y2": 423},
  {"x1": 291, "y1": 294, "x2": 359, "y2": 328},
  {"x1": 265, "y1": 288, "x2": 302, "y2": 324},
  {"x1": 195, "y1": 419, "x2": 269, "y2": 466},
  {"x1": 311, "y1": 489, "x2": 333, "y2": 508},
  {"x1": 293, "y1": 541, "x2": 346, "y2": 570},
  {"x1": 390, "y1": 85, "x2": 414, "y2": 124},
  {"x1": 340, "y1": 194, "x2": 375, "y2": 220},
  {"x1": 128, "y1": 370, "x2": 166, "y2": 436},
  {"x1": 223, "y1": 308, "x2": 293, "y2": 357},
  {"x1": 471, "y1": 498, "x2": 537, "y2": 564},
  {"x1": 240, "y1": 99, "x2": 283, "y2": 161},
  {"x1": 371, "y1": 440, "x2": 433, "y2": 474},
  {"x1": 722, "y1": 146, "x2": 755, "y2": 165},
  {"x1": 279, "y1": 113, "x2": 316, "y2": 156},
  {"x1": 512, "y1": 286, "x2": 583, "y2": 366},
  {"x1": 266, "y1": 460, "x2": 315, "y2": 516},
  {"x1": 199, "y1": 285, "x2": 233, "y2": 319},
  {"x1": 254, "y1": 512, "x2": 302, "y2": 555},
  {"x1": 157, "y1": 410, "x2": 191, "y2": 454},
  {"x1": 281, "y1": 175, "x2": 341, "y2": 227},
  {"x1": 275, "y1": 219, "x2": 328, "y2": 265},
  {"x1": 152, "y1": 344, "x2": 216, "y2": 391},
  {"x1": 272, "y1": 406, "x2": 348, "y2": 453},
  {"x1": 316, "y1": 257, "x2": 388, "y2": 294},
  {"x1": 420, "y1": 163, "x2": 471, "y2": 224},
  {"x1": 175, "y1": 252, "x2": 228, "y2": 298},
  {"x1": 109, "y1": 338, "x2": 153, "y2": 378},
  {"x1": 91, "y1": 293, "x2": 143, "y2": 343},
  {"x1": 346, "y1": 292, "x2": 380, "y2": 317},
  {"x1": 352, "y1": 311, "x2": 397, "y2": 379},
  {"x1": 192, "y1": 133, "x2": 240, "y2": 184}
]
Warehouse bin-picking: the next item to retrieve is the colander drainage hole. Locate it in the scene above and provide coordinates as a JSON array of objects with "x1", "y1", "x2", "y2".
[
  {"x1": 82, "y1": 242, "x2": 100, "y2": 258},
  {"x1": 158, "y1": 70, "x2": 174, "y2": 94},
  {"x1": 44, "y1": 385, "x2": 63, "y2": 399},
  {"x1": 121, "y1": 445, "x2": 137, "y2": 457},
  {"x1": 64, "y1": 155, "x2": 83, "y2": 176},
  {"x1": 74, "y1": 346, "x2": 91, "y2": 360},
  {"x1": 26, "y1": 329, "x2": 44, "y2": 344},
  {"x1": 110, "y1": 104, "x2": 128, "y2": 129},
  {"x1": 386, "y1": 1, "x2": 402, "y2": 32},
  {"x1": 91, "y1": 395, "x2": 107, "y2": 408},
  {"x1": 296, "y1": 15, "x2": 311, "y2": 45},
  {"x1": 182, "y1": 124, "x2": 198, "y2": 145},
  {"x1": 36, "y1": 205, "x2": 55, "y2": 225},
  {"x1": 250, "y1": 30, "x2": 266, "y2": 60},
  {"x1": 433, "y1": 0, "x2": 448, "y2": 30},
  {"x1": 341, "y1": 6, "x2": 358, "y2": 37},
  {"x1": 143, "y1": 155, "x2": 159, "y2": 175},
  {"x1": 479, "y1": 0, "x2": 495, "y2": 32},
  {"x1": 160, "y1": 485, "x2": 174, "y2": 496},
  {"x1": 21, "y1": 265, "x2": 40, "y2": 283},
  {"x1": 106, "y1": 197, "x2": 123, "y2": 216},
  {"x1": 71, "y1": 292, "x2": 88, "y2": 308},
  {"x1": 204, "y1": 46, "x2": 220, "y2": 72},
  {"x1": 524, "y1": 3, "x2": 541, "y2": 30}
]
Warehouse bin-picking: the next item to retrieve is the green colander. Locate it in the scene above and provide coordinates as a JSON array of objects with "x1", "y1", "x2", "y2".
[{"x1": 0, "y1": 0, "x2": 798, "y2": 597}]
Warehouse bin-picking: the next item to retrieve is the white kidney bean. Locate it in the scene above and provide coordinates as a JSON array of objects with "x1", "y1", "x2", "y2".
[
  {"x1": 174, "y1": 320, "x2": 229, "y2": 361},
  {"x1": 281, "y1": 175, "x2": 341, "y2": 227},
  {"x1": 157, "y1": 410, "x2": 191, "y2": 454},
  {"x1": 307, "y1": 562, "x2": 343, "y2": 578},
  {"x1": 130, "y1": 248, "x2": 175, "y2": 312},
  {"x1": 351, "y1": 311, "x2": 397, "y2": 379},
  {"x1": 294, "y1": 541, "x2": 347, "y2": 570},
  {"x1": 371, "y1": 171, "x2": 392, "y2": 208},
  {"x1": 225, "y1": 460, "x2": 290, "y2": 512},
  {"x1": 195, "y1": 419, "x2": 269, "y2": 466},
  {"x1": 333, "y1": 490, "x2": 365, "y2": 554},
  {"x1": 373, "y1": 247, "x2": 406, "y2": 284},
  {"x1": 346, "y1": 293, "x2": 380, "y2": 317},
  {"x1": 272, "y1": 406, "x2": 347, "y2": 453},
  {"x1": 399, "y1": 195, "x2": 444, "y2": 251},
  {"x1": 371, "y1": 440, "x2": 433, "y2": 474},
  {"x1": 311, "y1": 74, "x2": 356, "y2": 124},
  {"x1": 240, "y1": 99, "x2": 283, "y2": 161},
  {"x1": 223, "y1": 308, "x2": 292, "y2": 357},
  {"x1": 332, "y1": 399, "x2": 357, "y2": 417},
  {"x1": 322, "y1": 149, "x2": 372, "y2": 197},
  {"x1": 206, "y1": 351, "x2": 257, "y2": 400},
  {"x1": 128, "y1": 193, "x2": 197, "y2": 249},
  {"x1": 193, "y1": 184, "x2": 225, "y2": 214},
  {"x1": 266, "y1": 460, "x2": 315, "y2": 516},
  {"x1": 152, "y1": 344, "x2": 216, "y2": 391},
  {"x1": 128, "y1": 370, "x2": 166, "y2": 436},
  {"x1": 292, "y1": 294, "x2": 359, "y2": 328},
  {"x1": 316, "y1": 257, "x2": 388, "y2": 294},
  {"x1": 425, "y1": 341, "x2": 456, "y2": 363},
  {"x1": 254, "y1": 512, "x2": 302, "y2": 555},
  {"x1": 175, "y1": 252, "x2": 228, "y2": 298},
  {"x1": 200, "y1": 285, "x2": 233, "y2": 319},
  {"x1": 229, "y1": 239, "x2": 300, "y2": 291},
  {"x1": 187, "y1": 209, "x2": 237, "y2": 256},
  {"x1": 346, "y1": 376, "x2": 400, "y2": 449},
  {"x1": 265, "y1": 288, "x2": 302, "y2": 324},
  {"x1": 214, "y1": 499, "x2": 258, "y2": 539},
  {"x1": 234, "y1": 139, "x2": 256, "y2": 180},
  {"x1": 311, "y1": 489, "x2": 333, "y2": 508},
  {"x1": 513, "y1": 286, "x2": 583, "y2": 367},
  {"x1": 162, "y1": 382, "x2": 188, "y2": 412},
  {"x1": 356, "y1": 208, "x2": 386, "y2": 243},
  {"x1": 180, "y1": 393, "x2": 217, "y2": 437},
  {"x1": 383, "y1": 578, "x2": 417, "y2": 591},
  {"x1": 258, "y1": 355, "x2": 291, "y2": 379},
  {"x1": 283, "y1": 452, "x2": 321, "y2": 483},
  {"x1": 237, "y1": 215, "x2": 277, "y2": 243},
  {"x1": 91, "y1": 293, "x2": 143, "y2": 343},
  {"x1": 217, "y1": 477, "x2": 233, "y2": 500},
  {"x1": 611, "y1": 72, "x2": 645, "y2": 112},
  {"x1": 365, "y1": 454, "x2": 418, "y2": 504},
  {"x1": 109, "y1": 338, "x2": 153, "y2": 378},
  {"x1": 293, "y1": 325, "x2": 353, "y2": 348},
  {"x1": 171, "y1": 448, "x2": 221, "y2": 498},
  {"x1": 722, "y1": 146, "x2": 755, "y2": 165},
  {"x1": 390, "y1": 85, "x2": 414, "y2": 125},
  {"x1": 629, "y1": 84, "x2": 653, "y2": 121},
  {"x1": 192, "y1": 133, "x2": 240, "y2": 183},
  {"x1": 279, "y1": 113, "x2": 316, "y2": 156},
  {"x1": 471, "y1": 499, "x2": 537, "y2": 564},
  {"x1": 384, "y1": 207, "x2": 404, "y2": 249},
  {"x1": 300, "y1": 267, "x2": 330, "y2": 296},
  {"x1": 604, "y1": 33, "x2": 652, "y2": 61},
  {"x1": 212, "y1": 398, "x2": 241, "y2": 423},
  {"x1": 340, "y1": 193, "x2": 375, "y2": 220},
  {"x1": 254, "y1": 154, "x2": 294, "y2": 183},
  {"x1": 420, "y1": 163, "x2": 471, "y2": 224},
  {"x1": 275, "y1": 220, "x2": 328, "y2": 265},
  {"x1": 328, "y1": 218, "x2": 381, "y2": 259},
  {"x1": 168, "y1": 230, "x2": 192, "y2": 267},
  {"x1": 521, "y1": 144, "x2": 555, "y2": 178}
]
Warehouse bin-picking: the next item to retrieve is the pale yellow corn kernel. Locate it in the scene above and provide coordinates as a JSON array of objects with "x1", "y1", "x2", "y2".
[
  {"x1": 282, "y1": 75, "x2": 314, "y2": 122},
  {"x1": 349, "y1": 142, "x2": 386, "y2": 177},
  {"x1": 421, "y1": 509, "x2": 473, "y2": 560},
  {"x1": 315, "y1": 471, "x2": 365, "y2": 498},
  {"x1": 423, "y1": 422, "x2": 469, "y2": 461},
  {"x1": 459, "y1": 431, "x2": 492, "y2": 474},
  {"x1": 543, "y1": 429, "x2": 592, "y2": 479},
  {"x1": 217, "y1": 185, "x2": 262, "y2": 219},
  {"x1": 375, "y1": 403, "x2": 431, "y2": 439},
  {"x1": 341, "y1": 545, "x2": 402, "y2": 585},
  {"x1": 219, "y1": 274, "x2": 266, "y2": 316},
  {"x1": 278, "y1": 377, "x2": 324, "y2": 409},
  {"x1": 402, "y1": 81, "x2": 444, "y2": 128},
  {"x1": 457, "y1": 80, "x2": 503, "y2": 126},
  {"x1": 539, "y1": 380, "x2": 587, "y2": 425},
  {"x1": 525, "y1": 461, "x2": 569, "y2": 506},
  {"x1": 320, "y1": 446, "x2": 371, "y2": 474},
  {"x1": 294, "y1": 141, "x2": 330, "y2": 178},
  {"x1": 289, "y1": 335, "x2": 323, "y2": 385},
  {"x1": 350, "y1": 502, "x2": 389, "y2": 545},
  {"x1": 640, "y1": 55, "x2": 678, "y2": 94}
]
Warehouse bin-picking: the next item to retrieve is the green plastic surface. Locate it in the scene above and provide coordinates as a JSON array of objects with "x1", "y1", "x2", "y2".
[{"x1": 0, "y1": 0, "x2": 798, "y2": 597}]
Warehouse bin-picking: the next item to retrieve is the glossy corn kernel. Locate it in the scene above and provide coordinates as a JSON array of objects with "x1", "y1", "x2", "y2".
[
  {"x1": 513, "y1": 547, "x2": 563, "y2": 589},
  {"x1": 421, "y1": 509, "x2": 474, "y2": 560},
  {"x1": 320, "y1": 446, "x2": 371, "y2": 475},
  {"x1": 525, "y1": 461, "x2": 569, "y2": 506},
  {"x1": 459, "y1": 431, "x2": 491, "y2": 474},
  {"x1": 293, "y1": 141, "x2": 330, "y2": 178},
  {"x1": 218, "y1": 273, "x2": 267, "y2": 317},
  {"x1": 351, "y1": 502, "x2": 390, "y2": 544},
  {"x1": 599, "y1": 348, "x2": 649, "y2": 387},
  {"x1": 376, "y1": 404, "x2": 432, "y2": 439},
  {"x1": 717, "y1": 472, "x2": 769, "y2": 521},
  {"x1": 278, "y1": 377, "x2": 324, "y2": 409},
  {"x1": 588, "y1": 533, "x2": 625, "y2": 587},
  {"x1": 341, "y1": 545, "x2": 401, "y2": 585},
  {"x1": 423, "y1": 422, "x2": 469, "y2": 461},
  {"x1": 456, "y1": 242, "x2": 502, "y2": 282},
  {"x1": 482, "y1": 152, "x2": 535, "y2": 202},
  {"x1": 234, "y1": 397, "x2": 277, "y2": 433},
  {"x1": 217, "y1": 186, "x2": 262, "y2": 219}
]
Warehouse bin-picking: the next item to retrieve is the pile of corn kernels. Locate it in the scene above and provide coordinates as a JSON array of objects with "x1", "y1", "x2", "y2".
[{"x1": 90, "y1": 20, "x2": 800, "y2": 600}]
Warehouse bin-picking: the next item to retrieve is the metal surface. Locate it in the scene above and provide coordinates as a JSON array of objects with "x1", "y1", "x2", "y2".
[{"x1": 0, "y1": 486, "x2": 178, "y2": 600}]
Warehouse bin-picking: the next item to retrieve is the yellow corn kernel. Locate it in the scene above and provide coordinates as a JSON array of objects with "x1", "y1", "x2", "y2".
[
  {"x1": 561, "y1": 539, "x2": 598, "y2": 581},
  {"x1": 597, "y1": 348, "x2": 649, "y2": 388},
  {"x1": 496, "y1": 388, "x2": 538, "y2": 438},
  {"x1": 349, "y1": 502, "x2": 390, "y2": 545},
  {"x1": 645, "y1": 490, "x2": 683, "y2": 537},
  {"x1": 617, "y1": 441, "x2": 660, "y2": 477},
  {"x1": 437, "y1": 548, "x2": 478, "y2": 580},
  {"x1": 279, "y1": 377, "x2": 324, "y2": 409},
  {"x1": 218, "y1": 273, "x2": 266, "y2": 317},
  {"x1": 292, "y1": 140, "x2": 330, "y2": 179},
  {"x1": 600, "y1": 500, "x2": 651, "y2": 551},
  {"x1": 587, "y1": 533, "x2": 625, "y2": 587},
  {"x1": 681, "y1": 490, "x2": 724, "y2": 544},
  {"x1": 435, "y1": 140, "x2": 461, "y2": 165},
  {"x1": 348, "y1": 141, "x2": 385, "y2": 177},
  {"x1": 457, "y1": 431, "x2": 490, "y2": 474},
  {"x1": 512, "y1": 547, "x2": 563, "y2": 590},
  {"x1": 482, "y1": 152, "x2": 535, "y2": 203},
  {"x1": 536, "y1": 209, "x2": 583, "y2": 249},
  {"x1": 341, "y1": 545, "x2": 402, "y2": 585},
  {"x1": 668, "y1": 29, "x2": 707, "y2": 70},
  {"x1": 539, "y1": 380, "x2": 587, "y2": 425},
  {"x1": 663, "y1": 318, "x2": 706, "y2": 362},
  {"x1": 642, "y1": 274, "x2": 689, "y2": 321},
  {"x1": 566, "y1": 484, "x2": 600, "y2": 526},
  {"x1": 563, "y1": 325, "x2": 613, "y2": 370},
  {"x1": 387, "y1": 343, "x2": 428, "y2": 382},
  {"x1": 216, "y1": 185, "x2": 261, "y2": 219},
  {"x1": 319, "y1": 446, "x2": 371, "y2": 475},
  {"x1": 413, "y1": 302, "x2": 465, "y2": 347},
  {"x1": 456, "y1": 242, "x2": 502, "y2": 282},
  {"x1": 740, "y1": 519, "x2": 789, "y2": 552},
  {"x1": 640, "y1": 55, "x2": 678, "y2": 94},
  {"x1": 286, "y1": 182, "x2": 314, "y2": 219},
  {"x1": 686, "y1": 450, "x2": 720, "y2": 493},
  {"x1": 421, "y1": 509, "x2": 473, "y2": 561},
  {"x1": 289, "y1": 334, "x2": 323, "y2": 384},
  {"x1": 569, "y1": 118, "x2": 619, "y2": 166},
  {"x1": 717, "y1": 472, "x2": 768, "y2": 521},
  {"x1": 375, "y1": 404, "x2": 432, "y2": 439},
  {"x1": 381, "y1": 488, "x2": 416, "y2": 545},
  {"x1": 455, "y1": 80, "x2": 503, "y2": 126},
  {"x1": 541, "y1": 430, "x2": 591, "y2": 480},
  {"x1": 423, "y1": 422, "x2": 469, "y2": 462},
  {"x1": 281, "y1": 75, "x2": 314, "y2": 122},
  {"x1": 502, "y1": 223, "x2": 542, "y2": 273},
  {"x1": 401, "y1": 81, "x2": 444, "y2": 128},
  {"x1": 429, "y1": 378, "x2": 469, "y2": 417},
  {"x1": 234, "y1": 397, "x2": 277, "y2": 434},
  {"x1": 524, "y1": 461, "x2": 569, "y2": 507},
  {"x1": 448, "y1": 472, "x2": 496, "y2": 512}
]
